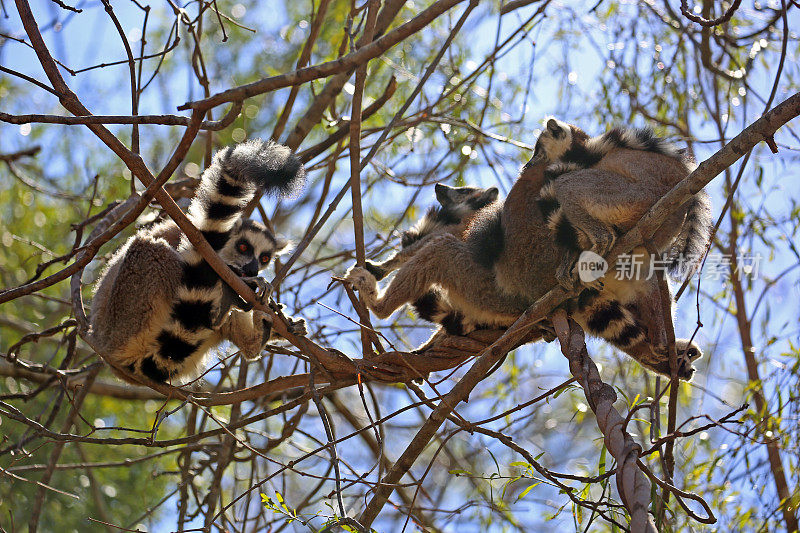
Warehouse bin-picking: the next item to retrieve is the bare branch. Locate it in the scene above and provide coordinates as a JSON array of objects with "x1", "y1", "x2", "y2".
[{"x1": 177, "y1": 0, "x2": 469, "y2": 111}]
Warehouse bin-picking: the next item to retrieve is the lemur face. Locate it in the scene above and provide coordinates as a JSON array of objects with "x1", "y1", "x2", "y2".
[
  {"x1": 220, "y1": 219, "x2": 289, "y2": 277},
  {"x1": 533, "y1": 117, "x2": 574, "y2": 161},
  {"x1": 434, "y1": 183, "x2": 499, "y2": 213}
]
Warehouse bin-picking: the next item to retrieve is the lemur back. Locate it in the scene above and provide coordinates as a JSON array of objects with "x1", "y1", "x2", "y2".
[
  {"x1": 91, "y1": 140, "x2": 306, "y2": 384},
  {"x1": 364, "y1": 183, "x2": 498, "y2": 281},
  {"x1": 531, "y1": 118, "x2": 710, "y2": 377}
]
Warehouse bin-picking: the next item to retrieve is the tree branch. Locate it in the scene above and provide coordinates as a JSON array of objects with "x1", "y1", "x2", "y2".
[{"x1": 177, "y1": 0, "x2": 468, "y2": 111}]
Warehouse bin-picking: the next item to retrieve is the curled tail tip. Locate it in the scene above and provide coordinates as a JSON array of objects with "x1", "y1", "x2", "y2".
[{"x1": 215, "y1": 139, "x2": 306, "y2": 198}]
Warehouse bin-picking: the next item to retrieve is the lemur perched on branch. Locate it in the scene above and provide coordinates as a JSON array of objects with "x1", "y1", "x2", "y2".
[
  {"x1": 365, "y1": 183, "x2": 499, "y2": 282},
  {"x1": 533, "y1": 117, "x2": 713, "y2": 376},
  {"x1": 365, "y1": 183, "x2": 500, "y2": 335},
  {"x1": 90, "y1": 140, "x2": 307, "y2": 384},
  {"x1": 347, "y1": 124, "x2": 707, "y2": 379},
  {"x1": 535, "y1": 117, "x2": 712, "y2": 289}
]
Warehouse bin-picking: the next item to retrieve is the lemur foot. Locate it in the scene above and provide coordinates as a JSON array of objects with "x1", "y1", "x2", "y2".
[
  {"x1": 555, "y1": 259, "x2": 579, "y2": 291},
  {"x1": 649, "y1": 340, "x2": 703, "y2": 381},
  {"x1": 574, "y1": 267, "x2": 605, "y2": 291},
  {"x1": 591, "y1": 233, "x2": 616, "y2": 259},
  {"x1": 238, "y1": 310, "x2": 273, "y2": 361},
  {"x1": 344, "y1": 266, "x2": 378, "y2": 302},
  {"x1": 557, "y1": 259, "x2": 605, "y2": 292},
  {"x1": 556, "y1": 257, "x2": 605, "y2": 292}
]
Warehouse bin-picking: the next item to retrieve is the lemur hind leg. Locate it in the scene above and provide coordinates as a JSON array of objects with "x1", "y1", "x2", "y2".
[
  {"x1": 218, "y1": 306, "x2": 306, "y2": 361},
  {"x1": 219, "y1": 309, "x2": 273, "y2": 360},
  {"x1": 347, "y1": 234, "x2": 522, "y2": 326},
  {"x1": 551, "y1": 205, "x2": 614, "y2": 291},
  {"x1": 217, "y1": 277, "x2": 306, "y2": 361}
]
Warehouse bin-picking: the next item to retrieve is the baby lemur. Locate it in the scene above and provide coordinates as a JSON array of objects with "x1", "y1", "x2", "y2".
[
  {"x1": 91, "y1": 140, "x2": 307, "y2": 384},
  {"x1": 347, "y1": 148, "x2": 704, "y2": 379},
  {"x1": 535, "y1": 117, "x2": 712, "y2": 289}
]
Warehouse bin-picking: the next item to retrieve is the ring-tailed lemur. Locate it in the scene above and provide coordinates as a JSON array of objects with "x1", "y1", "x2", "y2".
[
  {"x1": 364, "y1": 183, "x2": 499, "y2": 281},
  {"x1": 531, "y1": 117, "x2": 710, "y2": 377},
  {"x1": 363, "y1": 183, "x2": 499, "y2": 335},
  {"x1": 534, "y1": 117, "x2": 712, "y2": 289},
  {"x1": 90, "y1": 140, "x2": 307, "y2": 384},
  {"x1": 346, "y1": 155, "x2": 703, "y2": 379}
]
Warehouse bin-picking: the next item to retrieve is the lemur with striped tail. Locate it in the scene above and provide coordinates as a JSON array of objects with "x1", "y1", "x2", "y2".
[
  {"x1": 534, "y1": 117, "x2": 712, "y2": 289},
  {"x1": 347, "y1": 152, "x2": 703, "y2": 380},
  {"x1": 532, "y1": 117, "x2": 711, "y2": 376},
  {"x1": 91, "y1": 140, "x2": 307, "y2": 384}
]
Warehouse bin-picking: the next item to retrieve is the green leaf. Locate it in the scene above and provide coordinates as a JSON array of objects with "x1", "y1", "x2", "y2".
[{"x1": 516, "y1": 482, "x2": 541, "y2": 501}]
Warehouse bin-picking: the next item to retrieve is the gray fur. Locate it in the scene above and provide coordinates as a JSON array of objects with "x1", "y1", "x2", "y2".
[
  {"x1": 346, "y1": 158, "x2": 703, "y2": 380},
  {"x1": 668, "y1": 190, "x2": 713, "y2": 277},
  {"x1": 365, "y1": 183, "x2": 499, "y2": 280},
  {"x1": 536, "y1": 118, "x2": 712, "y2": 285},
  {"x1": 90, "y1": 140, "x2": 306, "y2": 384}
]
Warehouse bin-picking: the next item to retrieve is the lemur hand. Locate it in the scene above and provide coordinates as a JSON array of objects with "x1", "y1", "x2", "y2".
[
  {"x1": 344, "y1": 266, "x2": 378, "y2": 299},
  {"x1": 286, "y1": 316, "x2": 307, "y2": 336},
  {"x1": 241, "y1": 276, "x2": 272, "y2": 305}
]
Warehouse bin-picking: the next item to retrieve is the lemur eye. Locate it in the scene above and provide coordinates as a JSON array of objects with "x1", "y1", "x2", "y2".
[
  {"x1": 259, "y1": 253, "x2": 271, "y2": 264},
  {"x1": 237, "y1": 242, "x2": 251, "y2": 254}
]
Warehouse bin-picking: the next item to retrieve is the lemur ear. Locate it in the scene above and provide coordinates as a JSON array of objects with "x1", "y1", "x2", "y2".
[
  {"x1": 273, "y1": 236, "x2": 291, "y2": 255},
  {"x1": 485, "y1": 187, "x2": 499, "y2": 202},
  {"x1": 434, "y1": 183, "x2": 453, "y2": 205},
  {"x1": 546, "y1": 119, "x2": 561, "y2": 135}
]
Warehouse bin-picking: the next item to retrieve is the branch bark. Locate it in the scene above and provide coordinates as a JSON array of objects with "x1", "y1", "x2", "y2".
[
  {"x1": 551, "y1": 310, "x2": 658, "y2": 533},
  {"x1": 177, "y1": 0, "x2": 467, "y2": 112},
  {"x1": 357, "y1": 90, "x2": 800, "y2": 528}
]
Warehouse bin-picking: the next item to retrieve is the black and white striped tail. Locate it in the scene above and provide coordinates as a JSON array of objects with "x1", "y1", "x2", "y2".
[
  {"x1": 545, "y1": 125, "x2": 691, "y2": 181},
  {"x1": 411, "y1": 289, "x2": 469, "y2": 336},
  {"x1": 186, "y1": 139, "x2": 305, "y2": 252},
  {"x1": 575, "y1": 289, "x2": 646, "y2": 349},
  {"x1": 143, "y1": 140, "x2": 305, "y2": 382},
  {"x1": 591, "y1": 127, "x2": 686, "y2": 161},
  {"x1": 537, "y1": 182, "x2": 583, "y2": 252}
]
